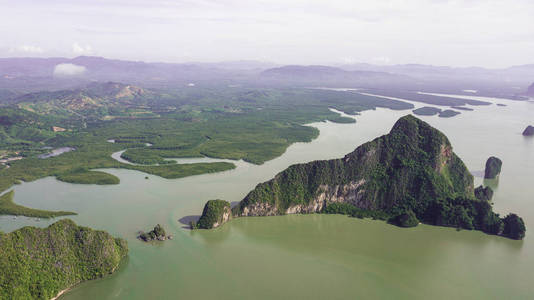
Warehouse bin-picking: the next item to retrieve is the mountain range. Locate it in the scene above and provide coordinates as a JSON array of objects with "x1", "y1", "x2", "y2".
[{"x1": 1, "y1": 56, "x2": 533, "y2": 95}]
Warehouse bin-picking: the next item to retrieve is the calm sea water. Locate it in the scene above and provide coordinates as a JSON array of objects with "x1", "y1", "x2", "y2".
[{"x1": 1, "y1": 94, "x2": 533, "y2": 299}]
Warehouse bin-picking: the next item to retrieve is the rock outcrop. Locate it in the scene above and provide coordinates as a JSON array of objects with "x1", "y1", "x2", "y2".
[
  {"x1": 138, "y1": 224, "x2": 172, "y2": 241},
  {"x1": 484, "y1": 156, "x2": 502, "y2": 179},
  {"x1": 197, "y1": 200, "x2": 232, "y2": 229},
  {"x1": 201, "y1": 115, "x2": 525, "y2": 239},
  {"x1": 475, "y1": 185, "x2": 494, "y2": 202},
  {"x1": 0, "y1": 219, "x2": 128, "y2": 299},
  {"x1": 523, "y1": 125, "x2": 534, "y2": 136}
]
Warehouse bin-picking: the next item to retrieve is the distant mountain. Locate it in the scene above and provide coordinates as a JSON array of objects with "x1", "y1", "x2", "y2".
[
  {"x1": 0, "y1": 56, "x2": 270, "y2": 91},
  {"x1": 12, "y1": 81, "x2": 151, "y2": 118},
  {"x1": 0, "y1": 56, "x2": 532, "y2": 94},
  {"x1": 337, "y1": 63, "x2": 534, "y2": 86},
  {"x1": 259, "y1": 65, "x2": 412, "y2": 87}
]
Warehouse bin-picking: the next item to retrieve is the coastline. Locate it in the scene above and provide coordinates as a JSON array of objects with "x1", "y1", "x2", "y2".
[{"x1": 51, "y1": 287, "x2": 70, "y2": 300}]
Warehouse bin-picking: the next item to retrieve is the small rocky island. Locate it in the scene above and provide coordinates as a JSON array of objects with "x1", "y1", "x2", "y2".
[
  {"x1": 484, "y1": 156, "x2": 502, "y2": 179},
  {"x1": 523, "y1": 125, "x2": 534, "y2": 136},
  {"x1": 194, "y1": 200, "x2": 232, "y2": 229},
  {"x1": 138, "y1": 224, "x2": 173, "y2": 241},
  {"x1": 197, "y1": 115, "x2": 526, "y2": 239}
]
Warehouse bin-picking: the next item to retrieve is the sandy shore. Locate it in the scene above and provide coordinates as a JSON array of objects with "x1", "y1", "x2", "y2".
[{"x1": 51, "y1": 287, "x2": 70, "y2": 300}]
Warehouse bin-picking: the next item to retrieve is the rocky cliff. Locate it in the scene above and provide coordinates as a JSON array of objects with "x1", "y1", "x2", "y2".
[
  {"x1": 0, "y1": 219, "x2": 128, "y2": 299},
  {"x1": 484, "y1": 156, "x2": 502, "y2": 179},
  {"x1": 235, "y1": 115, "x2": 473, "y2": 216},
  {"x1": 200, "y1": 115, "x2": 525, "y2": 239}
]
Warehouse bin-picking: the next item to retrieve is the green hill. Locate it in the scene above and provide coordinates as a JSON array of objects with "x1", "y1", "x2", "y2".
[
  {"x1": 0, "y1": 219, "x2": 127, "y2": 299},
  {"x1": 200, "y1": 115, "x2": 525, "y2": 239}
]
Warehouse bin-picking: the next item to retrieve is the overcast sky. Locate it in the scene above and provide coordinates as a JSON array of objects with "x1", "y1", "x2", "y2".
[{"x1": 1, "y1": 0, "x2": 533, "y2": 68}]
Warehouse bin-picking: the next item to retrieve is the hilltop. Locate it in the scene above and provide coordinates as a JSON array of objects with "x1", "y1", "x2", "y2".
[{"x1": 0, "y1": 219, "x2": 128, "y2": 299}]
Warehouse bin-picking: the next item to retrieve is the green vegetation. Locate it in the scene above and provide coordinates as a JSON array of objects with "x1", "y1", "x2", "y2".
[
  {"x1": 503, "y1": 214, "x2": 526, "y2": 240},
  {"x1": 196, "y1": 200, "x2": 232, "y2": 229},
  {"x1": 0, "y1": 86, "x2": 413, "y2": 195},
  {"x1": 0, "y1": 219, "x2": 127, "y2": 299},
  {"x1": 56, "y1": 168, "x2": 120, "y2": 185},
  {"x1": 389, "y1": 210, "x2": 419, "y2": 227},
  {"x1": 230, "y1": 115, "x2": 525, "y2": 239},
  {"x1": 323, "y1": 202, "x2": 390, "y2": 220},
  {"x1": 120, "y1": 149, "x2": 176, "y2": 165},
  {"x1": 475, "y1": 185, "x2": 493, "y2": 202},
  {"x1": 138, "y1": 224, "x2": 169, "y2": 241},
  {"x1": 439, "y1": 110, "x2": 460, "y2": 118},
  {"x1": 413, "y1": 106, "x2": 441, "y2": 116},
  {"x1": 484, "y1": 156, "x2": 502, "y2": 179},
  {"x1": 0, "y1": 190, "x2": 75, "y2": 218}
]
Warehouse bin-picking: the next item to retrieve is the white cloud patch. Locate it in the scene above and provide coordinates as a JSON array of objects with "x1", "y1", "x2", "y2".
[
  {"x1": 72, "y1": 42, "x2": 93, "y2": 55},
  {"x1": 9, "y1": 45, "x2": 44, "y2": 54},
  {"x1": 53, "y1": 63, "x2": 87, "y2": 76}
]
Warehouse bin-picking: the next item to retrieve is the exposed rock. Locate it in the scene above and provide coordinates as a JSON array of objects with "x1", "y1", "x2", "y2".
[
  {"x1": 522, "y1": 125, "x2": 534, "y2": 136},
  {"x1": 219, "y1": 115, "x2": 525, "y2": 239},
  {"x1": 196, "y1": 200, "x2": 232, "y2": 229},
  {"x1": 484, "y1": 156, "x2": 502, "y2": 179},
  {"x1": 138, "y1": 224, "x2": 167, "y2": 242},
  {"x1": 475, "y1": 185, "x2": 494, "y2": 202}
]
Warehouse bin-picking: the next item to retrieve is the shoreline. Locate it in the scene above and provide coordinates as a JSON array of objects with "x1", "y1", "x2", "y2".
[{"x1": 51, "y1": 287, "x2": 70, "y2": 300}]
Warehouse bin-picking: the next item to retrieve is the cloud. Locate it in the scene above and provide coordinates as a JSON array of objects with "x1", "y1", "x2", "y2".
[
  {"x1": 9, "y1": 45, "x2": 44, "y2": 54},
  {"x1": 72, "y1": 42, "x2": 93, "y2": 55},
  {"x1": 53, "y1": 63, "x2": 87, "y2": 76}
]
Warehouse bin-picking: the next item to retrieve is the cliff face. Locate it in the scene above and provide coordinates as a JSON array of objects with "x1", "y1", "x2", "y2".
[
  {"x1": 0, "y1": 219, "x2": 128, "y2": 299},
  {"x1": 197, "y1": 200, "x2": 232, "y2": 229},
  {"x1": 235, "y1": 115, "x2": 473, "y2": 217},
  {"x1": 484, "y1": 156, "x2": 502, "y2": 179}
]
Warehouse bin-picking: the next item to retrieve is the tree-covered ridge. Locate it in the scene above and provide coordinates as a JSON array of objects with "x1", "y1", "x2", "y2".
[
  {"x1": 232, "y1": 115, "x2": 525, "y2": 239},
  {"x1": 0, "y1": 219, "x2": 128, "y2": 299}
]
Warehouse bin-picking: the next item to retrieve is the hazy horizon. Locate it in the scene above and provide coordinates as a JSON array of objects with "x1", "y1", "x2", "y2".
[{"x1": 1, "y1": 0, "x2": 534, "y2": 68}]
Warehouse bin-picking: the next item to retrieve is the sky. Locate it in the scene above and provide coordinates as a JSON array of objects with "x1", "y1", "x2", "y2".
[{"x1": 0, "y1": 0, "x2": 533, "y2": 68}]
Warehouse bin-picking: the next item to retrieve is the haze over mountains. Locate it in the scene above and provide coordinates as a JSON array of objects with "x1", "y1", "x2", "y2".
[{"x1": 0, "y1": 56, "x2": 533, "y2": 98}]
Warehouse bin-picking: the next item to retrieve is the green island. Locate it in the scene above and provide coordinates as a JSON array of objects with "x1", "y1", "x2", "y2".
[
  {"x1": 193, "y1": 199, "x2": 232, "y2": 229},
  {"x1": 0, "y1": 219, "x2": 128, "y2": 300},
  {"x1": 0, "y1": 84, "x2": 413, "y2": 217},
  {"x1": 412, "y1": 106, "x2": 460, "y2": 118},
  {"x1": 56, "y1": 168, "x2": 120, "y2": 185},
  {"x1": 197, "y1": 115, "x2": 526, "y2": 240},
  {"x1": 0, "y1": 190, "x2": 75, "y2": 218}
]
